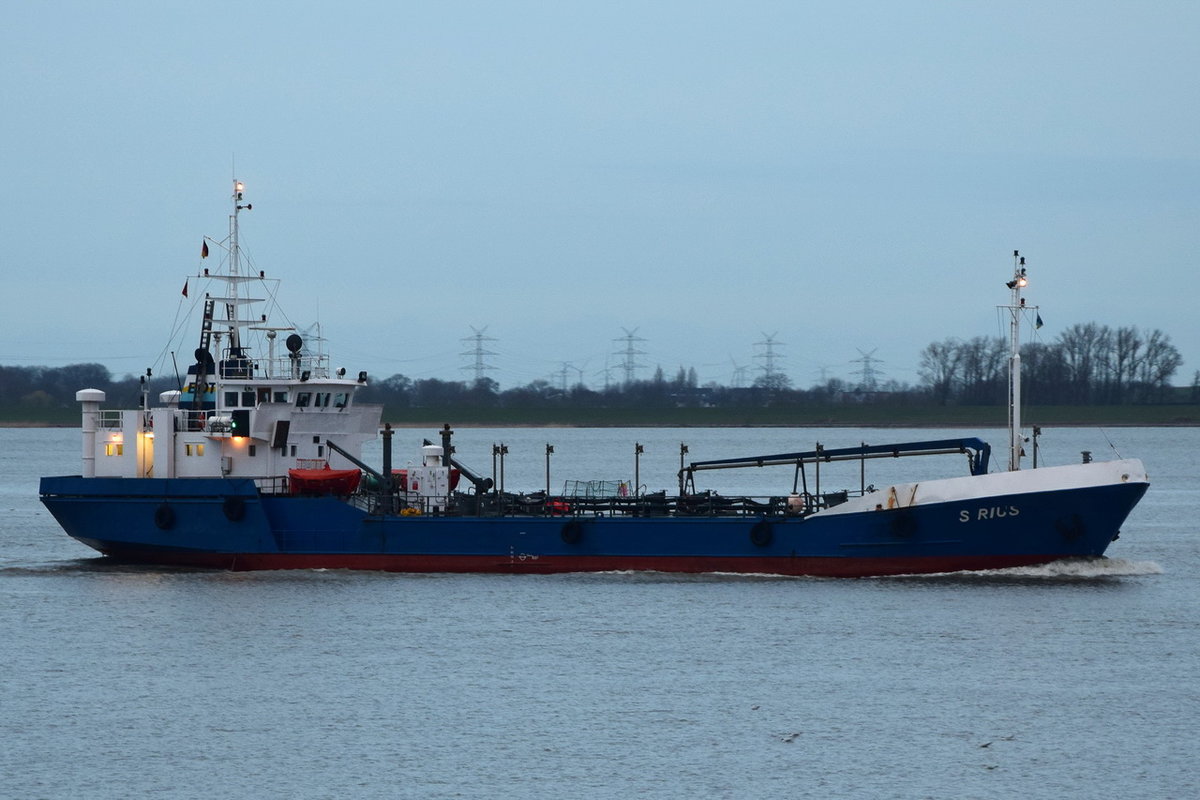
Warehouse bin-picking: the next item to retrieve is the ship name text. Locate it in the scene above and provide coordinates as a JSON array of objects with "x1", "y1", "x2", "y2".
[{"x1": 959, "y1": 505, "x2": 1020, "y2": 523}]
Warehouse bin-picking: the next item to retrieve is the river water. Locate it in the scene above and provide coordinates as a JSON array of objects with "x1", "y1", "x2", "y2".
[{"x1": 2, "y1": 425, "x2": 1196, "y2": 799}]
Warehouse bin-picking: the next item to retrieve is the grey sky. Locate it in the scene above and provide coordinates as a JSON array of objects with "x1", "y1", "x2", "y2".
[{"x1": 3, "y1": 1, "x2": 1196, "y2": 390}]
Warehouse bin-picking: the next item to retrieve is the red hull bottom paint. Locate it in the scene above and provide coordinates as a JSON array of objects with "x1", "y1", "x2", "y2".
[{"x1": 90, "y1": 544, "x2": 1064, "y2": 578}]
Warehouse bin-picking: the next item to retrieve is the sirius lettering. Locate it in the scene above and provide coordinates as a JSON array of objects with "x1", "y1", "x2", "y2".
[{"x1": 959, "y1": 505, "x2": 1021, "y2": 522}]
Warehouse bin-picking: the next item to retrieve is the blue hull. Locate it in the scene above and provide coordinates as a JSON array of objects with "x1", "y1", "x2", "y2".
[{"x1": 39, "y1": 475, "x2": 1147, "y2": 577}]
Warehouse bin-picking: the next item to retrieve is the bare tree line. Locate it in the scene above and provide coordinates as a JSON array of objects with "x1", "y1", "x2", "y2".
[{"x1": 919, "y1": 324, "x2": 1184, "y2": 406}]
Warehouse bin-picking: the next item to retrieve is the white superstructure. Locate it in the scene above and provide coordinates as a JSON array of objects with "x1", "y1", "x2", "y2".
[{"x1": 75, "y1": 180, "x2": 382, "y2": 487}]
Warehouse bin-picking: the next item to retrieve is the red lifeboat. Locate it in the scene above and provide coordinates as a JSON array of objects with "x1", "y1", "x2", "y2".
[{"x1": 288, "y1": 465, "x2": 362, "y2": 496}]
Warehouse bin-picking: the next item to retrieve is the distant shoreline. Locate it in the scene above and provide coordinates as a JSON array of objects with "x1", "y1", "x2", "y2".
[
  {"x1": 7, "y1": 419, "x2": 1199, "y2": 429},
  {"x1": 7, "y1": 401, "x2": 1199, "y2": 429}
]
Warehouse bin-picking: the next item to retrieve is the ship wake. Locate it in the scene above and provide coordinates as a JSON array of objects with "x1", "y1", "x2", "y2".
[{"x1": 890, "y1": 556, "x2": 1163, "y2": 583}]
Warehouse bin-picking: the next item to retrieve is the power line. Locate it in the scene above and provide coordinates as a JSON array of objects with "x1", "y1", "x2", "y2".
[
  {"x1": 554, "y1": 362, "x2": 586, "y2": 392},
  {"x1": 613, "y1": 327, "x2": 647, "y2": 384},
  {"x1": 460, "y1": 325, "x2": 498, "y2": 383},
  {"x1": 754, "y1": 332, "x2": 785, "y2": 384},
  {"x1": 851, "y1": 348, "x2": 885, "y2": 391}
]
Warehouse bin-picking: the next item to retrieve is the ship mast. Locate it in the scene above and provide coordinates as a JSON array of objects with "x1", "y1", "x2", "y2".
[
  {"x1": 227, "y1": 179, "x2": 252, "y2": 351},
  {"x1": 1004, "y1": 251, "x2": 1032, "y2": 471}
]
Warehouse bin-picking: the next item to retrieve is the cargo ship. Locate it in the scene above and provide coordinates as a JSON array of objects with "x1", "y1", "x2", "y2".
[{"x1": 39, "y1": 181, "x2": 1149, "y2": 576}]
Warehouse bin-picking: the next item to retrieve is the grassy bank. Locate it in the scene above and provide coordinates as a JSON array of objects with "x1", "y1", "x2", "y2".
[
  {"x1": 377, "y1": 404, "x2": 1200, "y2": 427},
  {"x1": 0, "y1": 407, "x2": 81, "y2": 426},
  {"x1": 6, "y1": 404, "x2": 1199, "y2": 429}
]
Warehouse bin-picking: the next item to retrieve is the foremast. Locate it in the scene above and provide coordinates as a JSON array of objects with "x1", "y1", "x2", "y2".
[
  {"x1": 190, "y1": 180, "x2": 257, "y2": 410},
  {"x1": 1004, "y1": 251, "x2": 1037, "y2": 471}
]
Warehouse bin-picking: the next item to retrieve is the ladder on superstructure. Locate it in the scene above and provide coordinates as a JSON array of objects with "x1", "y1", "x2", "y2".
[
  {"x1": 198, "y1": 298, "x2": 216, "y2": 354},
  {"x1": 191, "y1": 298, "x2": 217, "y2": 410}
]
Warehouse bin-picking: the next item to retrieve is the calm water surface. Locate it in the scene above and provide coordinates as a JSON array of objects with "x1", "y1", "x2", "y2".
[{"x1": 2, "y1": 426, "x2": 1196, "y2": 799}]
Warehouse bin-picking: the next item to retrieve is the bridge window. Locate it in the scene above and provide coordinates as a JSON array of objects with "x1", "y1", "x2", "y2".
[
  {"x1": 104, "y1": 443, "x2": 124, "y2": 456},
  {"x1": 296, "y1": 392, "x2": 311, "y2": 408},
  {"x1": 185, "y1": 443, "x2": 206, "y2": 457}
]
